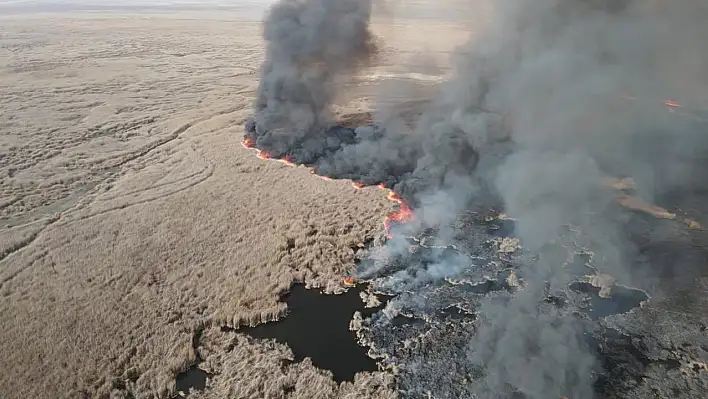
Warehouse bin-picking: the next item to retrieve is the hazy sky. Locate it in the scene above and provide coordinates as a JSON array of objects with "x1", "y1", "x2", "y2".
[
  {"x1": 0, "y1": 0, "x2": 467, "y2": 20},
  {"x1": 0, "y1": 0, "x2": 279, "y2": 14}
]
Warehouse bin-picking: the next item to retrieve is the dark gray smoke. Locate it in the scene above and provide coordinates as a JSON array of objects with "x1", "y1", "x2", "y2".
[
  {"x1": 245, "y1": 0, "x2": 435, "y2": 190},
  {"x1": 245, "y1": 0, "x2": 377, "y2": 162},
  {"x1": 411, "y1": 1, "x2": 708, "y2": 397},
  {"x1": 246, "y1": 0, "x2": 708, "y2": 397}
]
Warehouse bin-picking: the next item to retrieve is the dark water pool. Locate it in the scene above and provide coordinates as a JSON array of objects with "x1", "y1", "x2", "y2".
[
  {"x1": 175, "y1": 367, "x2": 211, "y2": 396},
  {"x1": 237, "y1": 283, "x2": 390, "y2": 382},
  {"x1": 174, "y1": 283, "x2": 389, "y2": 396},
  {"x1": 570, "y1": 281, "x2": 649, "y2": 319}
]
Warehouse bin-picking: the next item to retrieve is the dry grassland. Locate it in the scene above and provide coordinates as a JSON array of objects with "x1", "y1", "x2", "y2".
[
  {"x1": 0, "y1": 7, "x2": 475, "y2": 398},
  {"x1": 0, "y1": 8, "x2": 472, "y2": 398},
  {"x1": 191, "y1": 328, "x2": 397, "y2": 399}
]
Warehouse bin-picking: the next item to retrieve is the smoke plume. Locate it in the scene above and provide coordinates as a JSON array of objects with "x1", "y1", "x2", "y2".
[
  {"x1": 245, "y1": 0, "x2": 376, "y2": 162},
  {"x1": 246, "y1": 0, "x2": 708, "y2": 397}
]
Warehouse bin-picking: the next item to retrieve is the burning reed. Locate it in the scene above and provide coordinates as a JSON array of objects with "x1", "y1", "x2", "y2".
[{"x1": 242, "y1": 0, "x2": 708, "y2": 397}]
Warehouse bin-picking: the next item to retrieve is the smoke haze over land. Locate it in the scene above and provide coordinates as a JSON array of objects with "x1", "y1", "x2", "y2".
[
  {"x1": 247, "y1": 0, "x2": 708, "y2": 397},
  {"x1": 1, "y1": 0, "x2": 706, "y2": 397}
]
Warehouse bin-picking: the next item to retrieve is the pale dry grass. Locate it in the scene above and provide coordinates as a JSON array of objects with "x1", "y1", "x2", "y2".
[
  {"x1": 0, "y1": 11, "x2": 473, "y2": 399},
  {"x1": 192, "y1": 327, "x2": 397, "y2": 399}
]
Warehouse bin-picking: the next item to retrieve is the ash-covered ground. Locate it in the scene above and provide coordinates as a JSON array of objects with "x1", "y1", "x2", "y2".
[
  {"x1": 351, "y1": 199, "x2": 708, "y2": 398},
  {"x1": 242, "y1": 0, "x2": 708, "y2": 397},
  {"x1": 246, "y1": 107, "x2": 708, "y2": 398}
]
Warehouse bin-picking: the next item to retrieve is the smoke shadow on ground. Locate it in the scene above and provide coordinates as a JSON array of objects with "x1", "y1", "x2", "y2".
[{"x1": 233, "y1": 283, "x2": 391, "y2": 382}]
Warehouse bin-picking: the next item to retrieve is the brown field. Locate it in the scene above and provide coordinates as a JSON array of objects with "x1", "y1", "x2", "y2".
[{"x1": 0, "y1": 7, "x2": 472, "y2": 399}]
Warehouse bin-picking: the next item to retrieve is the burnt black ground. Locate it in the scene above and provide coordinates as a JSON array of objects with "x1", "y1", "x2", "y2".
[
  {"x1": 243, "y1": 120, "x2": 708, "y2": 398},
  {"x1": 355, "y1": 196, "x2": 708, "y2": 398},
  {"x1": 354, "y1": 205, "x2": 708, "y2": 398}
]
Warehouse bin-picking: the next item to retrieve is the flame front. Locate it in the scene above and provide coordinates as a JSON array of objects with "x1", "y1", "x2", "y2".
[
  {"x1": 387, "y1": 191, "x2": 405, "y2": 204},
  {"x1": 353, "y1": 182, "x2": 414, "y2": 237},
  {"x1": 242, "y1": 137, "x2": 298, "y2": 166},
  {"x1": 310, "y1": 170, "x2": 332, "y2": 181},
  {"x1": 242, "y1": 137, "x2": 255, "y2": 148},
  {"x1": 278, "y1": 156, "x2": 296, "y2": 167},
  {"x1": 384, "y1": 191, "x2": 414, "y2": 238},
  {"x1": 256, "y1": 151, "x2": 272, "y2": 160},
  {"x1": 245, "y1": 139, "x2": 414, "y2": 238}
]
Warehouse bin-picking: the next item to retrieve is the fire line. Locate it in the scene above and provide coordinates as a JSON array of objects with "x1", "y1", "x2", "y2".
[
  {"x1": 242, "y1": 138, "x2": 415, "y2": 239},
  {"x1": 241, "y1": 136, "x2": 416, "y2": 284}
]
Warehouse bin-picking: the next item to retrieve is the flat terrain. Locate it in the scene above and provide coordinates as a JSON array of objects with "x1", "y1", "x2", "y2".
[
  {"x1": 5, "y1": 3, "x2": 707, "y2": 399},
  {"x1": 0, "y1": 10, "x2": 470, "y2": 398}
]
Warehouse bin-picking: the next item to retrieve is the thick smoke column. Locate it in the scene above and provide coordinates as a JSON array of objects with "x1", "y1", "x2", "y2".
[
  {"x1": 247, "y1": 0, "x2": 431, "y2": 189},
  {"x1": 246, "y1": 0, "x2": 708, "y2": 397},
  {"x1": 246, "y1": 0, "x2": 376, "y2": 161}
]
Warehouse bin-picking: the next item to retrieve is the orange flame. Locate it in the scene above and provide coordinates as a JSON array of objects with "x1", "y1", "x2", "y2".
[
  {"x1": 343, "y1": 276, "x2": 356, "y2": 286},
  {"x1": 310, "y1": 170, "x2": 332, "y2": 181},
  {"x1": 384, "y1": 191, "x2": 414, "y2": 238},
  {"x1": 387, "y1": 191, "x2": 404, "y2": 204},
  {"x1": 242, "y1": 137, "x2": 293, "y2": 166},
  {"x1": 242, "y1": 137, "x2": 255, "y2": 148},
  {"x1": 621, "y1": 94, "x2": 683, "y2": 110},
  {"x1": 278, "y1": 156, "x2": 296, "y2": 167},
  {"x1": 243, "y1": 136, "x2": 415, "y2": 239}
]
